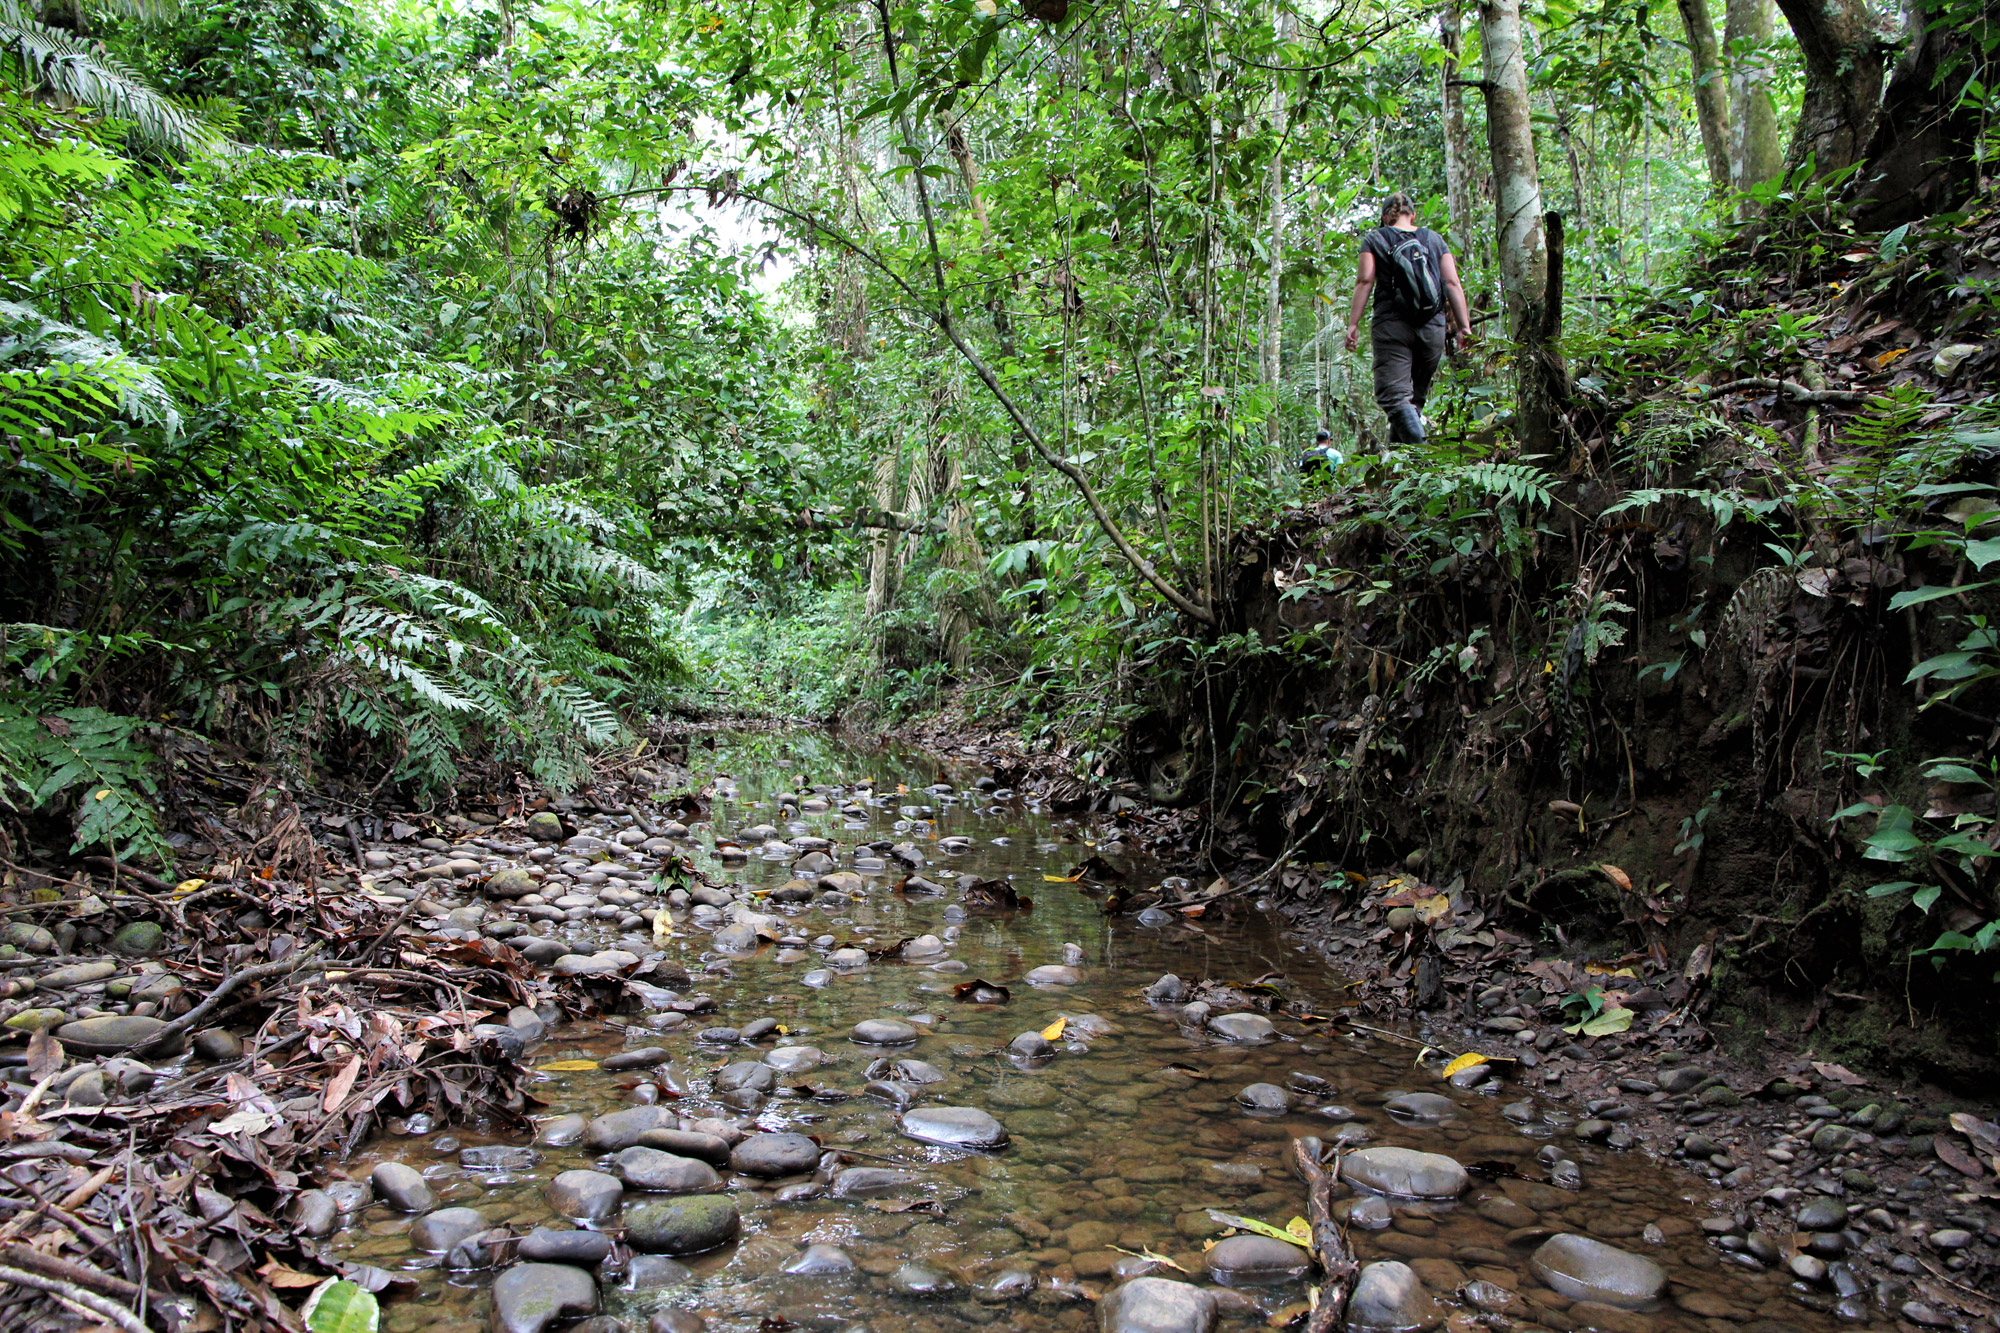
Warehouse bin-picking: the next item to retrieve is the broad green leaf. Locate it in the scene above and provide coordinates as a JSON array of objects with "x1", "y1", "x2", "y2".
[
  {"x1": 1563, "y1": 1007, "x2": 1634, "y2": 1037},
  {"x1": 1866, "y1": 881, "x2": 1919, "y2": 898},
  {"x1": 1966, "y1": 539, "x2": 2000, "y2": 570},
  {"x1": 302, "y1": 1280, "x2": 379, "y2": 1333},
  {"x1": 1890, "y1": 582, "x2": 1991, "y2": 611}
]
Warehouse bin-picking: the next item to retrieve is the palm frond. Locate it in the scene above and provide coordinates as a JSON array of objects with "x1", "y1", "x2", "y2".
[{"x1": 1, "y1": 1, "x2": 222, "y2": 156}]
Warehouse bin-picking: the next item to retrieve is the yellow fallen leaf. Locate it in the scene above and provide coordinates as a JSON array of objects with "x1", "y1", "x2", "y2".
[
  {"x1": 1041, "y1": 1016, "x2": 1067, "y2": 1041},
  {"x1": 1873, "y1": 346, "x2": 1910, "y2": 370},
  {"x1": 1043, "y1": 872, "x2": 1083, "y2": 882},
  {"x1": 1285, "y1": 1216, "x2": 1311, "y2": 1242},
  {"x1": 1597, "y1": 863, "x2": 1633, "y2": 893},
  {"x1": 1584, "y1": 962, "x2": 1637, "y2": 977},
  {"x1": 536, "y1": 1060, "x2": 600, "y2": 1072},
  {"x1": 1413, "y1": 893, "x2": 1450, "y2": 924},
  {"x1": 173, "y1": 879, "x2": 206, "y2": 896},
  {"x1": 776, "y1": 1024, "x2": 790, "y2": 1035},
  {"x1": 1440, "y1": 1052, "x2": 1488, "y2": 1078}
]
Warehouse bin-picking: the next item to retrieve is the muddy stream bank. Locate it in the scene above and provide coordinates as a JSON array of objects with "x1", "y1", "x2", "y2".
[{"x1": 296, "y1": 729, "x2": 1947, "y2": 1333}]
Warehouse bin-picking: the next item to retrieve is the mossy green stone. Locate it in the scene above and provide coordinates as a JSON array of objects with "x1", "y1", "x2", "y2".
[
  {"x1": 111, "y1": 921, "x2": 165, "y2": 955},
  {"x1": 5, "y1": 1008, "x2": 67, "y2": 1032},
  {"x1": 622, "y1": 1194, "x2": 740, "y2": 1254}
]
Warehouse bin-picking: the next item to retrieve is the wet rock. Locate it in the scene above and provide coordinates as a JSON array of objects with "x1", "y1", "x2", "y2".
[
  {"x1": 901, "y1": 1106, "x2": 1009, "y2": 1149},
  {"x1": 648, "y1": 1314, "x2": 704, "y2": 1333},
  {"x1": 829, "y1": 1167, "x2": 921, "y2": 1198},
  {"x1": 1206, "y1": 1234, "x2": 1312, "y2": 1285},
  {"x1": 192, "y1": 1028, "x2": 243, "y2": 1062},
  {"x1": 461, "y1": 1145, "x2": 537, "y2": 1172},
  {"x1": 1384, "y1": 1093, "x2": 1455, "y2": 1121},
  {"x1": 729, "y1": 1132, "x2": 821, "y2": 1178},
  {"x1": 852, "y1": 1018, "x2": 919, "y2": 1046},
  {"x1": 546, "y1": 1169, "x2": 623, "y2": 1220},
  {"x1": 739, "y1": 1017, "x2": 778, "y2": 1042},
  {"x1": 492, "y1": 1262, "x2": 596, "y2": 1333},
  {"x1": 410, "y1": 1207, "x2": 489, "y2": 1252},
  {"x1": 764, "y1": 1045, "x2": 826, "y2": 1073},
  {"x1": 782, "y1": 1243, "x2": 855, "y2": 1274},
  {"x1": 370, "y1": 1162, "x2": 435, "y2": 1212},
  {"x1": 864, "y1": 1079, "x2": 917, "y2": 1108},
  {"x1": 1025, "y1": 965, "x2": 1082, "y2": 986},
  {"x1": 1340, "y1": 1196, "x2": 1393, "y2": 1229},
  {"x1": 636, "y1": 1129, "x2": 731, "y2": 1165},
  {"x1": 1348, "y1": 1261, "x2": 1440, "y2": 1331},
  {"x1": 519, "y1": 1228, "x2": 614, "y2": 1265},
  {"x1": 1145, "y1": 974, "x2": 1186, "y2": 1003},
  {"x1": 1237, "y1": 1083, "x2": 1291, "y2": 1112},
  {"x1": 715, "y1": 1061, "x2": 776, "y2": 1093},
  {"x1": 527, "y1": 812, "x2": 566, "y2": 842},
  {"x1": 1099, "y1": 1277, "x2": 1217, "y2": 1333},
  {"x1": 1343, "y1": 1148, "x2": 1468, "y2": 1199},
  {"x1": 903, "y1": 934, "x2": 946, "y2": 958},
  {"x1": 4, "y1": 1008, "x2": 68, "y2": 1032},
  {"x1": 537, "y1": 1114, "x2": 587, "y2": 1148},
  {"x1": 1796, "y1": 1199, "x2": 1846, "y2": 1230},
  {"x1": 712, "y1": 922, "x2": 760, "y2": 953},
  {"x1": 583, "y1": 1106, "x2": 674, "y2": 1151},
  {"x1": 1207, "y1": 1013, "x2": 1275, "y2": 1043},
  {"x1": 893, "y1": 1058, "x2": 946, "y2": 1083},
  {"x1": 890, "y1": 1262, "x2": 958, "y2": 1296},
  {"x1": 978, "y1": 1269, "x2": 1039, "y2": 1301},
  {"x1": 1010, "y1": 1031, "x2": 1055, "y2": 1059},
  {"x1": 292, "y1": 1190, "x2": 338, "y2": 1238},
  {"x1": 622, "y1": 1194, "x2": 741, "y2": 1254},
  {"x1": 827, "y1": 947, "x2": 869, "y2": 969},
  {"x1": 553, "y1": 954, "x2": 624, "y2": 977},
  {"x1": 608, "y1": 1147, "x2": 722, "y2": 1193},
  {"x1": 1528, "y1": 1234, "x2": 1667, "y2": 1309},
  {"x1": 600, "y1": 1048, "x2": 668, "y2": 1072},
  {"x1": 801, "y1": 969, "x2": 833, "y2": 988},
  {"x1": 626, "y1": 1255, "x2": 693, "y2": 1289},
  {"x1": 55, "y1": 1014, "x2": 182, "y2": 1056}
]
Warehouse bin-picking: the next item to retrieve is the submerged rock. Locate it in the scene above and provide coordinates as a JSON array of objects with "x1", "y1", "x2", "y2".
[
  {"x1": 852, "y1": 1018, "x2": 918, "y2": 1046},
  {"x1": 1099, "y1": 1277, "x2": 1217, "y2": 1333},
  {"x1": 492, "y1": 1263, "x2": 596, "y2": 1333},
  {"x1": 409, "y1": 1207, "x2": 487, "y2": 1252},
  {"x1": 1341, "y1": 1147, "x2": 1469, "y2": 1199},
  {"x1": 900, "y1": 1106, "x2": 1009, "y2": 1149},
  {"x1": 1528, "y1": 1234, "x2": 1666, "y2": 1309},
  {"x1": 369, "y1": 1162, "x2": 434, "y2": 1212},
  {"x1": 782, "y1": 1243, "x2": 855, "y2": 1274},
  {"x1": 1205, "y1": 1234, "x2": 1312, "y2": 1285},
  {"x1": 1206, "y1": 1013, "x2": 1276, "y2": 1043},
  {"x1": 1347, "y1": 1261, "x2": 1440, "y2": 1331}
]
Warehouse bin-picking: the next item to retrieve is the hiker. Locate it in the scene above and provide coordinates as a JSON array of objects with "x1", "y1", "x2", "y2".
[
  {"x1": 1342, "y1": 192, "x2": 1473, "y2": 445},
  {"x1": 1299, "y1": 428, "x2": 1342, "y2": 475}
]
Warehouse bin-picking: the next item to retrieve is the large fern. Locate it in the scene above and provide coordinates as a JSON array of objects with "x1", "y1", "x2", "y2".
[
  {"x1": 0, "y1": 696, "x2": 167, "y2": 863},
  {"x1": 0, "y1": 0, "x2": 221, "y2": 157}
]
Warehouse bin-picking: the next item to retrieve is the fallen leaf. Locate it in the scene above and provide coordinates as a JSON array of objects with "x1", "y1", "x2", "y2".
[
  {"x1": 26, "y1": 1030, "x2": 62, "y2": 1082},
  {"x1": 1412, "y1": 893, "x2": 1450, "y2": 924},
  {"x1": 1042, "y1": 872, "x2": 1084, "y2": 883},
  {"x1": 1584, "y1": 962, "x2": 1637, "y2": 978},
  {"x1": 1936, "y1": 1136, "x2": 1987, "y2": 1179},
  {"x1": 257, "y1": 1258, "x2": 327, "y2": 1289},
  {"x1": 1597, "y1": 864, "x2": 1633, "y2": 892},
  {"x1": 1873, "y1": 346, "x2": 1911, "y2": 370},
  {"x1": 1440, "y1": 1052, "x2": 1488, "y2": 1079},
  {"x1": 1285, "y1": 1216, "x2": 1312, "y2": 1242},
  {"x1": 1811, "y1": 1061, "x2": 1866, "y2": 1087},
  {"x1": 211, "y1": 1108, "x2": 275, "y2": 1136},
  {"x1": 1107, "y1": 1244, "x2": 1186, "y2": 1273},
  {"x1": 1563, "y1": 1008, "x2": 1634, "y2": 1037},
  {"x1": 1934, "y1": 343, "x2": 1981, "y2": 377},
  {"x1": 323, "y1": 1054, "x2": 362, "y2": 1114},
  {"x1": 1041, "y1": 1016, "x2": 1067, "y2": 1041},
  {"x1": 1951, "y1": 1112, "x2": 2000, "y2": 1156},
  {"x1": 535, "y1": 1060, "x2": 601, "y2": 1072},
  {"x1": 1207, "y1": 1209, "x2": 1313, "y2": 1249}
]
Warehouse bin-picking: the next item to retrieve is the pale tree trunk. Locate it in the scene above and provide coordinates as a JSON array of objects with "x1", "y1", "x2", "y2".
[
  {"x1": 1773, "y1": 0, "x2": 1887, "y2": 176},
  {"x1": 1261, "y1": 7, "x2": 1294, "y2": 456},
  {"x1": 1726, "y1": 0, "x2": 1782, "y2": 208},
  {"x1": 1478, "y1": 0, "x2": 1562, "y2": 450},
  {"x1": 864, "y1": 439, "x2": 903, "y2": 617},
  {"x1": 1440, "y1": 0, "x2": 1480, "y2": 260},
  {"x1": 1676, "y1": 0, "x2": 1732, "y2": 193}
]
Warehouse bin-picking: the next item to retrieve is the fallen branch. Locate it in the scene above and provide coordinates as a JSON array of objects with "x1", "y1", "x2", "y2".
[
  {"x1": 0, "y1": 1262, "x2": 149, "y2": 1333},
  {"x1": 81, "y1": 858, "x2": 175, "y2": 895},
  {"x1": 1702, "y1": 377, "x2": 1879, "y2": 406},
  {"x1": 119, "y1": 949, "x2": 328, "y2": 1056},
  {"x1": 0, "y1": 1245, "x2": 182, "y2": 1323},
  {"x1": 1290, "y1": 1137, "x2": 1357, "y2": 1333}
]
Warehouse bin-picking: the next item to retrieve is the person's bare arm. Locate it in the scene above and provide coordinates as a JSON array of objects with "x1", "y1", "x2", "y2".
[
  {"x1": 1343, "y1": 250, "x2": 1376, "y2": 352},
  {"x1": 1441, "y1": 251, "x2": 1472, "y2": 342}
]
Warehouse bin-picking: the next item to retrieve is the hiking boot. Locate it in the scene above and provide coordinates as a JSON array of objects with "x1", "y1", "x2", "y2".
[{"x1": 1388, "y1": 403, "x2": 1427, "y2": 444}]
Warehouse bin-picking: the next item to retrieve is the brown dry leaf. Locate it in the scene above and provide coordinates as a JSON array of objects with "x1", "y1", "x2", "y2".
[
  {"x1": 25, "y1": 1030, "x2": 63, "y2": 1082},
  {"x1": 255, "y1": 1257, "x2": 324, "y2": 1289},
  {"x1": 323, "y1": 1054, "x2": 362, "y2": 1114},
  {"x1": 1950, "y1": 1112, "x2": 2000, "y2": 1157},
  {"x1": 1935, "y1": 1136, "x2": 1987, "y2": 1179},
  {"x1": 1596, "y1": 864, "x2": 1633, "y2": 893},
  {"x1": 1412, "y1": 894, "x2": 1450, "y2": 925},
  {"x1": 1811, "y1": 1061, "x2": 1866, "y2": 1087}
]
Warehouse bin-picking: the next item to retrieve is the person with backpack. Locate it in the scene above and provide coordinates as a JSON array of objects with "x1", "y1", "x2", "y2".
[{"x1": 1342, "y1": 193, "x2": 1473, "y2": 445}]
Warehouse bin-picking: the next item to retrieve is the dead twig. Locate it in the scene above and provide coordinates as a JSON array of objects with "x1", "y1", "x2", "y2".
[
  {"x1": 117, "y1": 949, "x2": 329, "y2": 1056},
  {"x1": 0, "y1": 1261, "x2": 149, "y2": 1333},
  {"x1": 1702, "y1": 377, "x2": 1880, "y2": 406},
  {"x1": 1290, "y1": 1138, "x2": 1357, "y2": 1333}
]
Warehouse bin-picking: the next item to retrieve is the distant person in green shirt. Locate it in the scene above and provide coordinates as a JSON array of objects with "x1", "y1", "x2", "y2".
[{"x1": 1343, "y1": 193, "x2": 1473, "y2": 445}]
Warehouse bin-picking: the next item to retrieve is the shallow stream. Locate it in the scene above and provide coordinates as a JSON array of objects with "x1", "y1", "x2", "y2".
[{"x1": 331, "y1": 731, "x2": 1855, "y2": 1333}]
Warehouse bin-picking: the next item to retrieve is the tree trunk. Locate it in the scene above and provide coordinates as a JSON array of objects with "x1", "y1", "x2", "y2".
[
  {"x1": 1261, "y1": 6, "x2": 1294, "y2": 456},
  {"x1": 1440, "y1": 0, "x2": 1480, "y2": 260},
  {"x1": 1852, "y1": 0, "x2": 1987, "y2": 225},
  {"x1": 1677, "y1": 0, "x2": 1733, "y2": 193},
  {"x1": 1726, "y1": 0, "x2": 1782, "y2": 208},
  {"x1": 864, "y1": 439, "x2": 903, "y2": 617},
  {"x1": 1773, "y1": 0, "x2": 1887, "y2": 176},
  {"x1": 1479, "y1": 0, "x2": 1558, "y2": 449}
]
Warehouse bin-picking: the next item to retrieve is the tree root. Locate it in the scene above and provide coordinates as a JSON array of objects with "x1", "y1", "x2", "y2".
[{"x1": 1290, "y1": 1137, "x2": 1357, "y2": 1333}]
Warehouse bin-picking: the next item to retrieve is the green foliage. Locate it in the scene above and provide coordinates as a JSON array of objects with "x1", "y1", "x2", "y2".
[{"x1": 0, "y1": 693, "x2": 165, "y2": 861}]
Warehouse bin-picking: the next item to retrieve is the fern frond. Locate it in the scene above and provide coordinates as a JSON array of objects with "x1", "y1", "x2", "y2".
[{"x1": 1, "y1": 0, "x2": 222, "y2": 156}]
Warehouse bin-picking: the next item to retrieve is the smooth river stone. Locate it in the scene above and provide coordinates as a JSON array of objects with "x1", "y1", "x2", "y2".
[
  {"x1": 900, "y1": 1106, "x2": 1009, "y2": 1149},
  {"x1": 729, "y1": 1132, "x2": 821, "y2": 1178},
  {"x1": 1528, "y1": 1234, "x2": 1667, "y2": 1309},
  {"x1": 1206, "y1": 1013, "x2": 1276, "y2": 1043},
  {"x1": 829, "y1": 1167, "x2": 923, "y2": 1198},
  {"x1": 1384, "y1": 1092, "x2": 1455, "y2": 1121},
  {"x1": 518, "y1": 1228, "x2": 614, "y2": 1265},
  {"x1": 1205, "y1": 1234, "x2": 1312, "y2": 1285},
  {"x1": 491, "y1": 1262, "x2": 596, "y2": 1333},
  {"x1": 1099, "y1": 1277, "x2": 1217, "y2": 1333},
  {"x1": 409, "y1": 1206, "x2": 487, "y2": 1252},
  {"x1": 622, "y1": 1194, "x2": 742, "y2": 1254},
  {"x1": 1025, "y1": 965, "x2": 1082, "y2": 985},
  {"x1": 1342, "y1": 1147, "x2": 1469, "y2": 1199},
  {"x1": 764, "y1": 1045, "x2": 827, "y2": 1073},
  {"x1": 1348, "y1": 1260, "x2": 1441, "y2": 1330},
  {"x1": 636, "y1": 1129, "x2": 732, "y2": 1165},
  {"x1": 607, "y1": 1147, "x2": 721, "y2": 1193},
  {"x1": 545, "y1": 1169, "x2": 623, "y2": 1220},
  {"x1": 582, "y1": 1105, "x2": 675, "y2": 1151},
  {"x1": 369, "y1": 1162, "x2": 434, "y2": 1212},
  {"x1": 852, "y1": 1018, "x2": 919, "y2": 1046}
]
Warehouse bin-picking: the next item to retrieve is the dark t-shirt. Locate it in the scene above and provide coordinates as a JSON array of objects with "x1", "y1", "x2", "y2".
[{"x1": 1363, "y1": 225, "x2": 1448, "y2": 326}]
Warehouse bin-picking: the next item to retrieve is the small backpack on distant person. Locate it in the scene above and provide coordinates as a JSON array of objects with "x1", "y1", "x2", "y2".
[{"x1": 1378, "y1": 228, "x2": 1444, "y2": 321}]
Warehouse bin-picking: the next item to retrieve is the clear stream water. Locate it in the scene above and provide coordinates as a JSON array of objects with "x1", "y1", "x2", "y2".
[{"x1": 332, "y1": 730, "x2": 1853, "y2": 1333}]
